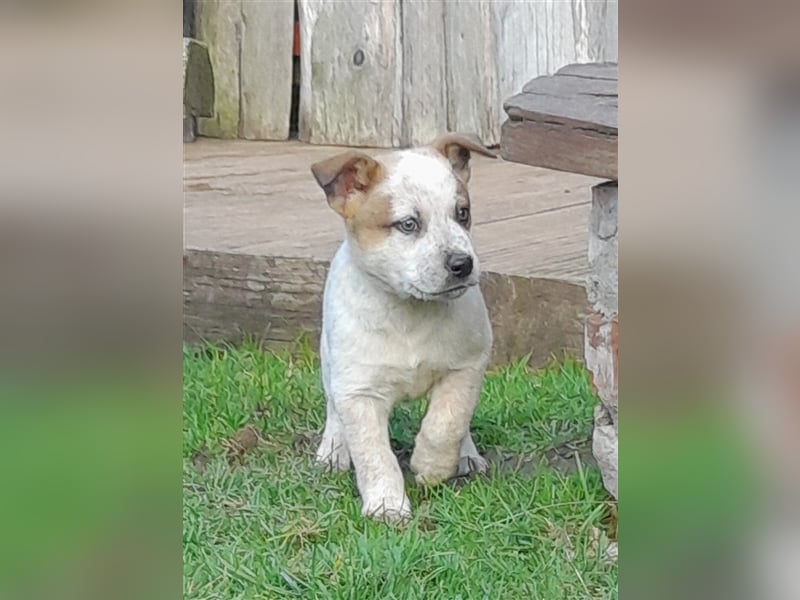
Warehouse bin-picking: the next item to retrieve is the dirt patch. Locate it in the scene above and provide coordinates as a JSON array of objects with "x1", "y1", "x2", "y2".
[
  {"x1": 389, "y1": 438, "x2": 595, "y2": 486},
  {"x1": 191, "y1": 446, "x2": 210, "y2": 473},
  {"x1": 223, "y1": 425, "x2": 262, "y2": 465},
  {"x1": 484, "y1": 438, "x2": 596, "y2": 478}
]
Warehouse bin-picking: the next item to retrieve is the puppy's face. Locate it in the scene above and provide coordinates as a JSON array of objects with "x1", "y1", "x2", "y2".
[{"x1": 311, "y1": 134, "x2": 496, "y2": 301}]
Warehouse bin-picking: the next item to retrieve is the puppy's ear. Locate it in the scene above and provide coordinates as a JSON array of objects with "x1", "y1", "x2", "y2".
[
  {"x1": 310, "y1": 151, "x2": 384, "y2": 217},
  {"x1": 431, "y1": 133, "x2": 497, "y2": 184}
]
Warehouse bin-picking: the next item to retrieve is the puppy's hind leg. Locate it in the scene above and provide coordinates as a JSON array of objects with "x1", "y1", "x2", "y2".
[
  {"x1": 316, "y1": 396, "x2": 352, "y2": 472},
  {"x1": 456, "y1": 430, "x2": 489, "y2": 477}
]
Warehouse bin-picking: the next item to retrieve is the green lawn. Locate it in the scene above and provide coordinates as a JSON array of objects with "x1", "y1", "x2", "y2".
[{"x1": 183, "y1": 341, "x2": 617, "y2": 599}]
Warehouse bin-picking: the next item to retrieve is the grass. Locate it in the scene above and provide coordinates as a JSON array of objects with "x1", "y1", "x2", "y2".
[{"x1": 183, "y1": 340, "x2": 617, "y2": 599}]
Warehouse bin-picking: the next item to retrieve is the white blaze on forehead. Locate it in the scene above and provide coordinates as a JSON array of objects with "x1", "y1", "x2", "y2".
[{"x1": 385, "y1": 150, "x2": 457, "y2": 216}]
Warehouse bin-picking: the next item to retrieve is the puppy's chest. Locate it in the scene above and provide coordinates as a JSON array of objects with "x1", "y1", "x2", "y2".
[
  {"x1": 377, "y1": 338, "x2": 451, "y2": 399},
  {"x1": 378, "y1": 314, "x2": 480, "y2": 380}
]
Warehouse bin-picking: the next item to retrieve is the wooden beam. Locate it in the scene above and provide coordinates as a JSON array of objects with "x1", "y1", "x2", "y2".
[
  {"x1": 240, "y1": 1, "x2": 294, "y2": 140},
  {"x1": 501, "y1": 118, "x2": 617, "y2": 180},
  {"x1": 501, "y1": 62, "x2": 617, "y2": 179},
  {"x1": 183, "y1": 249, "x2": 586, "y2": 368}
]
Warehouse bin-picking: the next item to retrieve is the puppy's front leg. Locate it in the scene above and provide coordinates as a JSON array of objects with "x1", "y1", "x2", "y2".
[
  {"x1": 411, "y1": 368, "x2": 484, "y2": 485},
  {"x1": 336, "y1": 395, "x2": 411, "y2": 521}
]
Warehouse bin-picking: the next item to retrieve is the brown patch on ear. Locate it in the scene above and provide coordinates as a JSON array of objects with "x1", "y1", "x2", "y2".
[
  {"x1": 431, "y1": 133, "x2": 497, "y2": 183},
  {"x1": 310, "y1": 151, "x2": 384, "y2": 217}
]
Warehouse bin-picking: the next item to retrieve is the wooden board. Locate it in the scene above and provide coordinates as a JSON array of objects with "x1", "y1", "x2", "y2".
[
  {"x1": 505, "y1": 90, "x2": 617, "y2": 132},
  {"x1": 183, "y1": 139, "x2": 601, "y2": 280},
  {"x1": 184, "y1": 249, "x2": 586, "y2": 369},
  {"x1": 401, "y1": 0, "x2": 447, "y2": 146},
  {"x1": 292, "y1": 0, "x2": 619, "y2": 147},
  {"x1": 444, "y1": 0, "x2": 499, "y2": 145},
  {"x1": 196, "y1": 0, "x2": 241, "y2": 138},
  {"x1": 501, "y1": 62, "x2": 617, "y2": 179},
  {"x1": 298, "y1": 0, "x2": 402, "y2": 147},
  {"x1": 556, "y1": 62, "x2": 618, "y2": 80},
  {"x1": 240, "y1": 1, "x2": 294, "y2": 140},
  {"x1": 501, "y1": 119, "x2": 617, "y2": 180}
]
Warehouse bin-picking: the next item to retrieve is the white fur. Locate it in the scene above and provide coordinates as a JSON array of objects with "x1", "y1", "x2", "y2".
[{"x1": 315, "y1": 148, "x2": 493, "y2": 522}]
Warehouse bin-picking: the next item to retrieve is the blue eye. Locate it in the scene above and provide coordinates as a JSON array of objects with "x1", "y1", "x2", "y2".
[{"x1": 395, "y1": 217, "x2": 420, "y2": 234}]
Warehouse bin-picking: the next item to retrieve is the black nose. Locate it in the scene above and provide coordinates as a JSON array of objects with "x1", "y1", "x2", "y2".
[{"x1": 446, "y1": 253, "x2": 473, "y2": 279}]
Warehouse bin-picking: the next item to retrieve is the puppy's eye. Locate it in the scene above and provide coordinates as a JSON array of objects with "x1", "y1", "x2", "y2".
[
  {"x1": 456, "y1": 207, "x2": 470, "y2": 224},
  {"x1": 395, "y1": 217, "x2": 420, "y2": 234}
]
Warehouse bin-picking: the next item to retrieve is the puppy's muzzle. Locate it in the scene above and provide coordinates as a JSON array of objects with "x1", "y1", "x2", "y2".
[{"x1": 446, "y1": 253, "x2": 474, "y2": 279}]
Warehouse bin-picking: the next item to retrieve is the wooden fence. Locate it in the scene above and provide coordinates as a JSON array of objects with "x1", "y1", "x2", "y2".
[{"x1": 194, "y1": 0, "x2": 617, "y2": 147}]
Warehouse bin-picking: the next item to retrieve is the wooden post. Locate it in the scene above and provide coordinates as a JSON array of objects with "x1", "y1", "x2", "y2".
[
  {"x1": 240, "y1": 1, "x2": 294, "y2": 140},
  {"x1": 195, "y1": 0, "x2": 241, "y2": 138},
  {"x1": 400, "y1": 0, "x2": 447, "y2": 146},
  {"x1": 585, "y1": 181, "x2": 618, "y2": 499}
]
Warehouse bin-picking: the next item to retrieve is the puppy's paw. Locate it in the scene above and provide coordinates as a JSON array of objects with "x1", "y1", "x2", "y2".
[
  {"x1": 315, "y1": 438, "x2": 351, "y2": 472},
  {"x1": 361, "y1": 494, "x2": 412, "y2": 524},
  {"x1": 457, "y1": 453, "x2": 489, "y2": 477},
  {"x1": 410, "y1": 451, "x2": 457, "y2": 486}
]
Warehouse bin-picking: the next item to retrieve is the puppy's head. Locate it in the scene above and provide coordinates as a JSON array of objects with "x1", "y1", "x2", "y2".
[{"x1": 311, "y1": 134, "x2": 496, "y2": 301}]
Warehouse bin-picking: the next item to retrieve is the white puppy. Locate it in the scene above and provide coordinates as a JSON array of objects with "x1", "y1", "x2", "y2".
[{"x1": 310, "y1": 134, "x2": 496, "y2": 521}]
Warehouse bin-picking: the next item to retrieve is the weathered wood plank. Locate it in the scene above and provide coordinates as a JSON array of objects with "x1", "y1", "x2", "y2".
[
  {"x1": 501, "y1": 62, "x2": 617, "y2": 177},
  {"x1": 600, "y1": 4, "x2": 618, "y2": 62},
  {"x1": 501, "y1": 118, "x2": 617, "y2": 180},
  {"x1": 521, "y1": 73, "x2": 617, "y2": 99},
  {"x1": 504, "y1": 90, "x2": 617, "y2": 131},
  {"x1": 196, "y1": 0, "x2": 241, "y2": 138},
  {"x1": 183, "y1": 249, "x2": 586, "y2": 368},
  {"x1": 444, "y1": 0, "x2": 500, "y2": 146},
  {"x1": 573, "y1": 1, "x2": 617, "y2": 63},
  {"x1": 184, "y1": 251, "x2": 328, "y2": 346},
  {"x1": 401, "y1": 0, "x2": 447, "y2": 146},
  {"x1": 298, "y1": 0, "x2": 401, "y2": 147},
  {"x1": 290, "y1": 0, "x2": 617, "y2": 147},
  {"x1": 240, "y1": 1, "x2": 294, "y2": 140},
  {"x1": 482, "y1": 270, "x2": 586, "y2": 367},
  {"x1": 556, "y1": 62, "x2": 618, "y2": 80}
]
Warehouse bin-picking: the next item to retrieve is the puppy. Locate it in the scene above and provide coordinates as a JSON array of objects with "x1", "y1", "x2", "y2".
[{"x1": 310, "y1": 134, "x2": 496, "y2": 521}]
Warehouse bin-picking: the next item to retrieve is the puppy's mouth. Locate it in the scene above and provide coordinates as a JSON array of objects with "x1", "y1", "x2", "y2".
[{"x1": 411, "y1": 282, "x2": 477, "y2": 301}]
